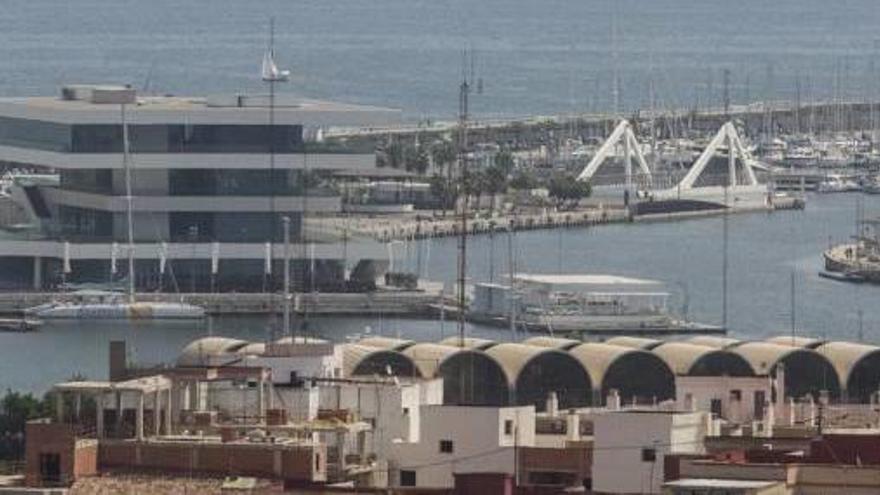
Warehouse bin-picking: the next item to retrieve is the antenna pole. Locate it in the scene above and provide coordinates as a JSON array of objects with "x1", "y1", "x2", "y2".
[
  {"x1": 283, "y1": 216, "x2": 291, "y2": 340},
  {"x1": 790, "y1": 269, "x2": 796, "y2": 340},
  {"x1": 122, "y1": 103, "x2": 135, "y2": 304},
  {"x1": 457, "y1": 50, "x2": 470, "y2": 349},
  {"x1": 722, "y1": 185, "x2": 729, "y2": 330}
]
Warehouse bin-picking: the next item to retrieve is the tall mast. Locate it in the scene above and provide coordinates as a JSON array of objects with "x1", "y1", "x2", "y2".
[
  {"x1": 457, "y1": 50, "x2": 471, "y2": 348},
  {"x1": 122, "y1": 103, "x2": 135, "y2": 303}
]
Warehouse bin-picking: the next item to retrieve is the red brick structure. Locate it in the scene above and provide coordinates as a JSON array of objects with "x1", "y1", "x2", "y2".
[
  {"x1": 518, "y1": 443, "x2": 591, "y2": 488},
  {"x1": 98, "y1": 439, "x2": 326, "y2": 481},
  {"x1": 25, "y1": 420, "x2": 97, "y2": 488}
]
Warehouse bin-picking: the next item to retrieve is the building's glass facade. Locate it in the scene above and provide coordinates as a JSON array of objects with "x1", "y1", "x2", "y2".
[
  {"x1": 169, "y1": 212, "x2": 303, "y2": 243},
  {"x1": 71, "y1": 124, "x2": 304, "y2": 153},
  {"x1": 0, "y1": 116, "x2": 71, "y2": 152},
  {"x1": 169, "y1": 169, "x2": 305, "y2": 196},
  {"x1": 60, "y1": 169, "x2": 113, "y2": 194},
  {"x1": 0, "y1": 117, "x2": 309, "y2": 154},
  {"x1": 58, "y1": 205, "x2": 113, "y2": 240}
]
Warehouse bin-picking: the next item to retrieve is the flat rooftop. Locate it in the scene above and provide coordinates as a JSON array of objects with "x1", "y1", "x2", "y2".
[
  {"x1": 664, "y1": 478, "x2": 781, "y2": 489},
  {"x1": 513, "y1": 273, "x2": 663, "y2": 286},
  {"x1": 0, "y1": 88, "x2": 400, "y2": 127}
]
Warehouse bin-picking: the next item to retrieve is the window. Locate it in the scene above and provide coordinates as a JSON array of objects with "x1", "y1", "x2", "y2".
[
  {"x1": 730, "y1": 389, "x2": 742, "y2": 401},
  {"x1": 400, "y1": 470, "x2": 416, "y2": 486},
  {"x1": 641, "y1": 448, "x2": 656, "y2": 462},
  {"x1": 439, "y1": 439, "x2": 454, "y2": 453},
  {"x1": 754, "y1": 390, "x2": 766, "y2": 420},
  {"x1": 315, "y1": 453, "x2": 321, "y2": 472},
  {"x1": 504, "y1": 419, "x2": 513, "y2": 435},
  {"x1": 402, "y1": 407, "x2": 410, "y2": 415},
  {"x1": 39, "y1": 453, "x2": 61, "y2": 484}
]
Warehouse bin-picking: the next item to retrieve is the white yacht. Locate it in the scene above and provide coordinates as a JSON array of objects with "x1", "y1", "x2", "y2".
[
  {"x1": 29, "y1": 298, "x2": 204, "y2": 320},
  {"x1": 816, "y1": 174, "x2": 860, "y2": 193},
  {"x1": 468, "y1": 273, "x2": 723, "y2": 336}
]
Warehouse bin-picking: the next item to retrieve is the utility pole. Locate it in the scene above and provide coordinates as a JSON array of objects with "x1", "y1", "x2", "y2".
[
  {"x1": 457, "y1": 50, "x2": 471, "y2": 349},
  {"x1": 283, "y1": 216, "x2": 291, "y2": 340},
  {"x1": 722, "y1": 185, "x2": 729, "y2": 330}
]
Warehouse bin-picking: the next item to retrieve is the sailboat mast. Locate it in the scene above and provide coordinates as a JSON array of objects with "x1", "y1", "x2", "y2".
[{"x1": 122, "y1": 103, "x2": 135, "y2": 303}]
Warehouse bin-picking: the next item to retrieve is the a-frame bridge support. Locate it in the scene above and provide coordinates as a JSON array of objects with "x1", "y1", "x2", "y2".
[
  {"x1": 576, "y1": 120, "x2": 652, "y2": 191},
  {"x1": 676, "y1": 121, "x2": 759, "y2": 190}
]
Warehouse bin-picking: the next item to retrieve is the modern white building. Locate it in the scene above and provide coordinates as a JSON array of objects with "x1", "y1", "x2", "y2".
[
  {"x1": 0, "y1": 84, "x2": 400, "y2": 291},
  {"x1": 592, "y1": 409, "x2": 709, "y2": 495},
  {"x1": 389, "y1": 405, "x2": 536, "y2": 489}
]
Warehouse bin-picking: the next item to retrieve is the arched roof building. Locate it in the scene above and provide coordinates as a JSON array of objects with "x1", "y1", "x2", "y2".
[
  {"x1": 402, "y1": 343, "x2": 461, "y2": 378},
  {"x1": 437, "y1": 336, "x2": 498, "y2": 350},
  {"x1": 568, "y1": 343, "x2": 675, "y2": 405},
  {"x1": 765, "y1": 336, "x2": 827, "y2": 349},
  {"x1": 732, "y1": 342, "x2": 840, "y2": 399},
  {"x1": 685, "y1": 336, "x2": 742, "y2": 349},
  {"x1": 357, "y1": 336, "x2": 415, "y2": 351},
  {"x1": 342, "y1": 344, "x2": 420, "y2": 378},
  {"x1": 815, "y1": 342, "x2": 880, "y2": 403},
  {"x1": 437, "y1": 350, "x2": 510, "y2": 407},
  {"x1": 177, "y1": 337, "x2": 250, "y2": 367},
  {"x1": 652, "y1": 342, "x2": 754, "y2": 377},
  {"x1": 521, "y1": 336, "x2": 582, "y2": 350},
  {"x1": 485, "y1": 343, "x2": 592, "y2": 410},
  {"x1": 602, "y1": 336, "x2": 663, "y2": 350}
]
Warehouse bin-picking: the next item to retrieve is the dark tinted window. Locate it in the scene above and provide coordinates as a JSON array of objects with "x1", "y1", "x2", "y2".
[
  {"x1": 169, "y1": 212, "x2": 302, "y2": 242},
  {"x1": 71, "y1": 124, "x2": 303, "y2": 153},
  {"x1": 59, "y1": 206, "x2": 113, "y2": 240},
  {"x1": 0, "y1": 116, "x2": 71, "y2": 152},
  {"x1": 168, "y1": 169, "x2": 306, "y2": 196},
  {"x1": 60, "y1": 169, "x2": 113, "y2": 194}
]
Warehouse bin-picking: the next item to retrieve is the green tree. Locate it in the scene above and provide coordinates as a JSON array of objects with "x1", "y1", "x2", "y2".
[
  {"x1": 408, "y1": 147, "x2": 430, "y2": 175},
  {"x1": 547, "y1": 172, "x2": 591, "y2": 210},
  {"x1": 430, "y1": 139, "x2": 456, "y2": 176},
  {"x1": 493, "y1": 150, "x2": 515, "y2": 176},
  {"x1": 0, "y1": 390, "x2": 51, "y2": 460},
  {"x1": 509, "y1": 170, "x2": 538, "y2": 190},
  {"x1": 428, "y1": 173, "x2": 454, "y2": 214}
]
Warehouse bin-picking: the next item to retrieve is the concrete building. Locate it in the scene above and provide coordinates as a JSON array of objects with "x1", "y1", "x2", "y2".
[
  {"x1": 663, "y1": 478, "x2": 785, "y2": 495},
  {"x1": 592, "y1": 409, "x2": 710, "y2": 494},
  {"x1": 0, "y1": 84, "x2": 399, "y2": 291},
  {"x1": 389, "y1": 405, "x2": 536, "y2": 489},
  {"x1": 671, "y1": 433, "x2": 880, "y2": 495}
]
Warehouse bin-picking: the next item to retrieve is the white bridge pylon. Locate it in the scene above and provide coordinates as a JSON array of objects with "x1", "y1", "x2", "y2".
[
  {"x1": 576, "y1": 120, "x2": 651, "y2": 190},
  {"x1": 677, "y1": 121, "x2": 759, "y2": 190}
]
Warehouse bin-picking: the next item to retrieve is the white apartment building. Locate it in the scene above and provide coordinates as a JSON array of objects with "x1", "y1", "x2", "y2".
[
  {"x1": 389, "y1": 405, "x2": 536, "y2": 489},
  {"x1": 592, "y1": 409, "x2": 709, "y2": 495}
]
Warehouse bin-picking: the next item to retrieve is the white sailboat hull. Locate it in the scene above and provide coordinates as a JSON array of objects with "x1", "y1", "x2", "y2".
[{"x1": 31, "y1": 302, "x2": 205, "y2": 320}]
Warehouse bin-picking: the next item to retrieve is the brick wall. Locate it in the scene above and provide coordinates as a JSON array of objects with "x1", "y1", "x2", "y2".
[{"x1": 97, "y1": 440, "x2": 324, "y2": 482}]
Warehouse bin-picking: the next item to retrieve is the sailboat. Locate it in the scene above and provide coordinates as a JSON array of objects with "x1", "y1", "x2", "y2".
[
  {"x1": 261, "y1": 49, "x2": 290, "y2": 82},
  {"x1": 27, "y1": 102, "x2": 205, "y2": 321}
]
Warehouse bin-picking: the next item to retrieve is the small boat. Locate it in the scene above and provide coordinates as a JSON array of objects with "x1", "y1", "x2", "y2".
[
  {"x1": 863, "y1": 177, "x2": 880, "y2": 194},
  {"x1": 816, "y1": 174, "x2": 860, "y2": 193},
  {"x1": 818, "y1": 270, "x2": 866, "y2": 284},
  {"x1": 0, "y1": 317, "x2": 42, "y2": 332}
]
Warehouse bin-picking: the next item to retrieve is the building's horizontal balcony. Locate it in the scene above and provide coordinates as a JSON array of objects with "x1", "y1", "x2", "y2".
[
  {"x1": 0, "y1": 239, "x2": 387, "y2": 261},
  {"x1": 0, "y1": 144, "x2": 376, "y2": 170},
  {"x1": 43, "y1": 188, "x2": 342, "y2": 213}
]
